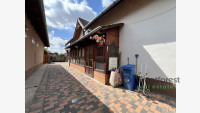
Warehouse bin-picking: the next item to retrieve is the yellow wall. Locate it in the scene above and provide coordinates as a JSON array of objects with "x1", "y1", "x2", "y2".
[{"x1": 25, "y1": 15, "x2": 44, "y2": 78}]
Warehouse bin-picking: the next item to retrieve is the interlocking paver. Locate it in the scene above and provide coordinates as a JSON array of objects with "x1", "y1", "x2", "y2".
[{"x1": 29, "y1": 62, "x2": 176, "y2": 113}]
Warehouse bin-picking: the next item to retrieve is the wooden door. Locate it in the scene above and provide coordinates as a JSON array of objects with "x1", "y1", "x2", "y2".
[{"x1": 85, "y1": 45, "x2": 94, "y2": 77}]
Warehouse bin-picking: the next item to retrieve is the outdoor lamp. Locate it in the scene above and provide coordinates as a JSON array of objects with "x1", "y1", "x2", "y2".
[{"x1": 135, "y1": 54, "x2": 139, "y2": 58}]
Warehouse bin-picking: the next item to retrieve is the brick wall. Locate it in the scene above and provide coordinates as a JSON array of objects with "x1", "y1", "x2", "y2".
[
  {"x1": 94, "y1": 71, "x2": 107, "y2": 84},
  {"x1": 25, "y1": 62, "x2": 43, "y2": 79},
  {"x1": 70, "y1": 63, "x2": 85, "y2": 74},
  {"x1": 70, "y1": 63, "x2": 108, "y2": 84}
]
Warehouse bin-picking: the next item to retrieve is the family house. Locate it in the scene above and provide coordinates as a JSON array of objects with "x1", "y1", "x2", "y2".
[
  {"x1": 65, "y1": 0, "x2": 176, "y2": 97},
  {"x1": 66, "y1": 17, "x2": 123, "y2": 84},
  {"x1": 25, "y1": 0, "x2": 49, "y2": 79}
]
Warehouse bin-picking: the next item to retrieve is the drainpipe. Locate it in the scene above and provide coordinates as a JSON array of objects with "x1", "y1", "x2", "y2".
[
  {"x1": 135, "y1": 54, "x2": 139, "y2": 76},
  {"x1": 69, "y1": 49, "x2": 71, "y2": 66}
]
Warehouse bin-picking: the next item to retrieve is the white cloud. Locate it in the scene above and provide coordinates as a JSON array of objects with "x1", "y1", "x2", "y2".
[
  {"x1": 44, "y1": 0, "x2": 97, "y2": 30},
  {"x1": 102, "y1": 0, "x2": 114, "y2": 8},
  {"x1": 43, "y1": 0, "x2": 97, "y2": 53},
  {"x1": 46, "y1": 29, "x2": 68, "y2": 54}
]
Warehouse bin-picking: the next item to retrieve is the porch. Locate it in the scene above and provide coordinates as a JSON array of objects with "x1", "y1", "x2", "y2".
[{"x1": 67, "y1": 23, "x2": 124, "y2": 84}]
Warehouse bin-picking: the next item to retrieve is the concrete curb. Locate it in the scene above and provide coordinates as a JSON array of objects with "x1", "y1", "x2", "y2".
[{"x1": 25, "y1": 64, "x2": 48, "y2": 113}]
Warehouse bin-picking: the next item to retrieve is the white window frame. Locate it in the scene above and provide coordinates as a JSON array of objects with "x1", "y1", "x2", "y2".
[{"x1": 37, "y1": 42, "x2": 39, "y2": 47}]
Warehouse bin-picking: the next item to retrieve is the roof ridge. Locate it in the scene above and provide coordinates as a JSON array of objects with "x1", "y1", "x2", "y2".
[
  {"x1": 78, "y1": 17, "x2": 89, "y2": 23},
  {"x1": 78, "y1": 17, "x2": 89, "y2": 27}
]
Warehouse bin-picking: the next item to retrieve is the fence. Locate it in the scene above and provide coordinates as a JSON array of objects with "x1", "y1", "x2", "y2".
[
  {"x1": 43, "y1": 54, "x2": 48, "y2": 64},
  {"x1": 51, "y1": 56, "x2": 68, "y2": 62}
]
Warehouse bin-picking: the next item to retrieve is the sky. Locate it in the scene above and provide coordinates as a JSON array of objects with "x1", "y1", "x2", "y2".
[{"x1": 43, "y1": 0, "x2": 114, "y2": 53}]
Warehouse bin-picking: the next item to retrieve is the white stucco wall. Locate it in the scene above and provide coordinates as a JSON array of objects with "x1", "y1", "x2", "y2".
[
  {"x1": 87, "y1": 0, "x2": 176, "y2": 79},
  {"x1": 119, "y1": 1, "x2": 176, "y2": 79}
]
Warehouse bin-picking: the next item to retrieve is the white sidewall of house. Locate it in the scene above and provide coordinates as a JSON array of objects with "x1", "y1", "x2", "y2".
[{"x1": 119, "y1": 2, "x2": 176, "y2": 79}]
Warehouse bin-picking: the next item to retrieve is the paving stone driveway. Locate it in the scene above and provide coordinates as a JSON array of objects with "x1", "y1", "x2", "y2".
[{"x1": 29, "y1": 62, "x2": 176, "y2": 113}]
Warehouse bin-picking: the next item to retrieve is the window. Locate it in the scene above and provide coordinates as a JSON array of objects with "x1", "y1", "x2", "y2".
[
  {"x1": 75, "y1": 58, "x2": 79, "y2": 64},
  {"x1": 32, "y1": 35, "x2": 35, "y2": 44},
  {"x1": 71, "y1": 48, "x2": 84, "y2": 66},
  {"x1": 95, "y1": 45, "x2": 104, "y2": 71},
  {"x1": 80, "y1": 58, "x2": 84, "y2": 65},
  {"x1": 96, "y1": 59, "x2": 104, "y2": 70},
  {"x1": 37, "y1": 42, "x2": 39, "y2": 47},
  {"x1": 77, "y1": 49, "x2": 79, "y2": 57},
  {"x1": 82, "y1": 48, "x2": 84, "y2": 57},
  {"x1": 89, "y1": 59, "x2": 93, "y2": 67},
  {"x1": 80, "y1": 48, "x2": 84, "y2": 66},
  {"x1": 109, "y1": 42, "x2": 117, "y2": 57},
  {"x1": 79, "y1": 49, "x2": 81, "y2": 57},
  {"x1": 72, "y1": 58, "x2": 75, "y2": 63}
]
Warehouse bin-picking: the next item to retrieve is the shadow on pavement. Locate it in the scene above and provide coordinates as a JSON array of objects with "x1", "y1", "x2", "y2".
[{"x1": 29, "y1": 64, "x2": 114, "y2": 113}]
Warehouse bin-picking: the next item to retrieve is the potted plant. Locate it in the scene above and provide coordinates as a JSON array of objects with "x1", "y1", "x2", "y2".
[{"x1": 89, "y1": 34, "x2": 106, "y2": 45}]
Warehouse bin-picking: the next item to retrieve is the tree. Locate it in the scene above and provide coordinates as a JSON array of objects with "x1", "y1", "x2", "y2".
[
  {"x1": 44, "y1": 49, "x2": 48, "y2": 55},
  {"x1": 59, "y1": 53, "x2": 65, "y2": 56},
  {"x1": 54, "y1": 52, "x2": 58, "y2": 56}
]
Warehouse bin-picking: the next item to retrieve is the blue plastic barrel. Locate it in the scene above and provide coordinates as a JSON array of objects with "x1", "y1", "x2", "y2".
[{"x1": 121, "y1": 65, "x2": 135, "y2": 91}]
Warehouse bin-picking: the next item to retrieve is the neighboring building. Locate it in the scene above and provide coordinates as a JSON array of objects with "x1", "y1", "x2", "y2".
[
  {"x1": 48, "y1": 51, "x2": 56, "y2": 57},
  {"x1": 65, "y1": 53, "x2": 69, "y2": 56},
  {"x1": 66, "y1": 0, "x2": 176, "y2": 97},
  {"x1": 53, "y1": 52, "x2": 59, "y2": 56},
  {"x1": 25, "y1": 0, "x2": 49, "y2": 79}
]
